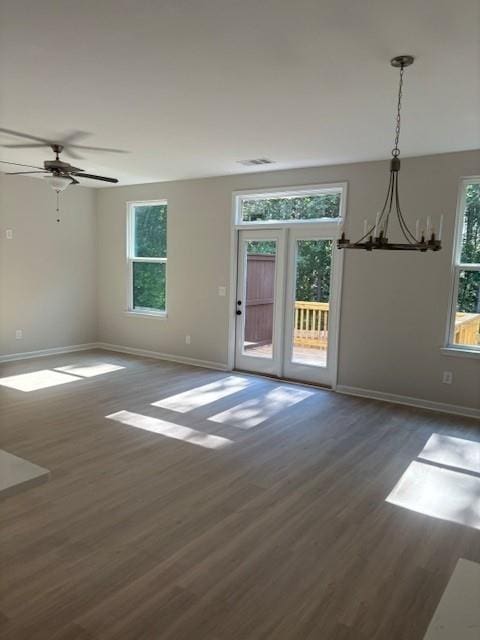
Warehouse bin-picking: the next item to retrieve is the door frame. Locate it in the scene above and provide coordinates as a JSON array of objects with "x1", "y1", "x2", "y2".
[
  {"x1": 227, "y1": 182, "x2": 347, "y2": 388},
  {"x1": 234, "y1": 228, "x2": 287, "y2": 376},
  {"x1": 282, "y1": 227, "x2": 344, "y2": 386}
]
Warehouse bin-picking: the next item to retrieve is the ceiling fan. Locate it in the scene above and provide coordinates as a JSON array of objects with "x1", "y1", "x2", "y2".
[
  {"x1": 0, "y1": 127, "x2": 122, "y2": 192},
  {"x1": 0, "y1": 143, "x2": 119, "y2": 192}
]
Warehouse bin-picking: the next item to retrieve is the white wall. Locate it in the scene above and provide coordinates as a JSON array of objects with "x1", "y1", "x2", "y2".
[
  {"x1": 0, "y1": 176, "x2": 96, "y2": 356},
  {"x1": 96, "y1": 149, "x2": 480, "y2": 411}
]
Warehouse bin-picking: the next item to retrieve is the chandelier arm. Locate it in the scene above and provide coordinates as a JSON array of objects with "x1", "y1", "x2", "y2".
[
  {"x1": 397, "y1": 210, "x2": 417, "y2": 244},
  {"x1": 354, "y1": 171, "x2": 394, "y2": 244},
  {"x1": 396, "y1": 209, "x2": 416, "y2": 244},
  {"x1": 384, "y1": 170, "x2": 397, "y2": 234},
  {"x1": 394, "y1": 175, "x2": 418, "y2": 243},
  {"x1": 397, "y1": 204, "x2": 418, "y2": 245},
  {"x1": 380, "y1": 170, "x2": 395, "y2": 218}
]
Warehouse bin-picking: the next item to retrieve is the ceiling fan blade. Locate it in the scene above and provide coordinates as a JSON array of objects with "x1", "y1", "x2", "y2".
[
  {"x1": 61, "y1": 131, "x2": 90, "y2": 145},
  {"x1": 4, "y1": 171, "x2": 47, "y2": 175},
  {"x1": 2, "y1": 143, "x2": 47, "y2": 149},
  {"x1": 0, "y1": 127, "x2": 52, "y2": 145},
  {"x1": 62, "y1": 147, "x2": 84, "y2": 161},
  {"x1": 71, "y1": 172, "x2": 118, "y2": 183},
  {"x1": 69, "y1": 144, "x2": 128, "y2": 154},
  {"x1": 0, "y1": 160, "x2": 44, "y2": 169}
]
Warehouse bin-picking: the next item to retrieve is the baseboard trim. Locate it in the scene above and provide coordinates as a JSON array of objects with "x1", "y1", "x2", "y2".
[
  {"x1": 336, "y1": 385, "x2": 480, "y2": 420},
  {"x1": 96, "y1": 342, "x2": 229, "y2": 372},
  {"x1": 0, "y1": 343, "x2": 98, "y2": 364},
  {"x1": 2, "y1": 344, "x2": 477, "y2": 418}
]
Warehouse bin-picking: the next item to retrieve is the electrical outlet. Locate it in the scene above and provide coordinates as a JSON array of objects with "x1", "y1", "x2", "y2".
[
  {"x1": 185, "y1": 335, "x2": 191, "y2": 345},
  {"x1": 6, "y1": 229, "x2": 13, "y2": 240},
  {"x1": 15, "y1": 329, "x2": 23, "y2": 340},
  {"x1": 442, "y1": 371, "x2": 453, "y2": 384}
]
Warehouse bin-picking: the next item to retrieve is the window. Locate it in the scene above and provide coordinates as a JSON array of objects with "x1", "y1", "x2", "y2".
[
  {"x1": 447, "y1": 179, "x2": 480, "y2": 351},
  {"x1": 235, "y1": 185, "x2": 344, "y2": 225},
  {"x1": 127, "y1": 201, "x2": 167, "y2": 315}
]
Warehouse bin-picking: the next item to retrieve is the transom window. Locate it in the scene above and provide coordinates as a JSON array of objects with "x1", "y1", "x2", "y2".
[
  {"x1": 235, "y1": 185, "x2": 344, "y2": 225},
  {"x1": 127, "y1": 201, "x2": 167, "y2": 315},
  {"x1": 447, "y1": 179, "x2": 480, "y2": 351}
]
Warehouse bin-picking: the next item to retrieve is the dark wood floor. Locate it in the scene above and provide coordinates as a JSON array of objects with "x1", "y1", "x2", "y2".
[{"x1": 1, "y1": 350, "x2": 479, "y2": 640}]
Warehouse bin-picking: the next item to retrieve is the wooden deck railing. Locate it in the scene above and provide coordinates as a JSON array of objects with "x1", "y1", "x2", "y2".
[
  {"x1": 294, "y1": 303, "x2": 480, "y2": 349},
  {"x1": 454, "y1": 312, "x2": 480, "y2": 346},
  {"x1": 294, "y1": 301, "x2": 329, "y2": 348}
]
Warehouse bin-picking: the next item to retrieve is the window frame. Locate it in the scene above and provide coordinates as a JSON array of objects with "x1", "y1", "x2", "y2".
[
  {"x1": 126, "y1": 199, "x2": 168, "y2": 318},
  {"x1": 233, "y1": 183, "x2": 347, "y2": 228},
  {"x1": 444, "y1": 177, "x2": 480, "y2": 356}
]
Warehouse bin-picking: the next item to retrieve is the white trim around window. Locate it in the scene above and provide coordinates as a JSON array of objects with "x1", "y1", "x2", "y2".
[
  {"x1": 126, "y1": 200, "x2": 168, "y2": 318},
  {"x1": 233, "y1": 182, "x2": 347, "y2": 228},
  {"x1": 444, "y1": 177, "x2": 480, "y2": 357}
]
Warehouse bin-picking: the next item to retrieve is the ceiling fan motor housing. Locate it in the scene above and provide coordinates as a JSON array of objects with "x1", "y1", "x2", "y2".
[{"x1": 44, "y1": 159, "x2": 74, "y2": 172}]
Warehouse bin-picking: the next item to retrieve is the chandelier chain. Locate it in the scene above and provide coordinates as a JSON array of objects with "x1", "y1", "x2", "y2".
[{"x1": 392, "y1": 64, "x2": 404, "y2": 157}]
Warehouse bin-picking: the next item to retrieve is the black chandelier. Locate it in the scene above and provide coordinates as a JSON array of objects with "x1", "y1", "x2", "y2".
[{"x1": 338, "y1": 55, "x2": 442, "y2": 252}]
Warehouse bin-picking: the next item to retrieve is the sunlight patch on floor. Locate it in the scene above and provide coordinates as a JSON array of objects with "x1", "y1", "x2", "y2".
[
  {"x1": 424, "y1": 558, "x2": 480, "y2": 639},
  {"x1": 152, "y1": 376, "x2": 250, "y2": 413},
  {"x1": 55, "y1": 363, "x2": 125, "y2": 378},
  {"x1": 208, "y1": 385, "x2": 313, "y2": 429},
  {"x1": 418, "y1": 434, "x2": 480, "y2": 475},
  {"x1": 386, "y1": 460, "x2": 480, "y2": 530},
  {"x1": 0, "y1": 369, "x2": 79, "y2": 392},
  {"x1": 105, "y1": 410, "x2": 232, "y2": 449}
]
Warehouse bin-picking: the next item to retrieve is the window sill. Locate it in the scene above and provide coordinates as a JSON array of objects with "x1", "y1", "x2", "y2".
[
  {"x1": 124, "y1": 310, "x2": 168, "y2": 320},
  {"x1": 441, "y1": 347, "x2": 480, "y2": 360}
]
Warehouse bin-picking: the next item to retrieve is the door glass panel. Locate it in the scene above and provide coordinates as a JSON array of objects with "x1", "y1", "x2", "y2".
[
  {"x1": 291, "y1": 240, "x2": 332, "y2": 367},
  {"x1": 242, "y1": 240, "x2": 277, "y2": 358}
]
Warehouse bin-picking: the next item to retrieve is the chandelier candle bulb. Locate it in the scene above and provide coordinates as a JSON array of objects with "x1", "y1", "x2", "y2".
[
  {"x1": 363, "y1": 220, "x2": 368, "y2": 236},
  {"x1": 438, "y1": 215, "x2": 444, "y2": 241},
  {"x1": 374, "y1": 212, "x2": 380, "y2": 237},
  {"x1": 415, "y1": 219, "x2": 420, "y2": 241},
  {"x1": 426, "y1": 216, "x2": 431, "y2": 238}
]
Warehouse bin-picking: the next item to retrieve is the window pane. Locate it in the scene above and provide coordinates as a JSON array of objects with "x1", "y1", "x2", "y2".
[
  {"x1": 241, "y1": 192, "x2": 341, "y2": 223},
  {"x1": 134, "y1": 204, "x2": 167, "y2": 258},
  {"x1": 460, "y1": 183, "x2": 480, "y2": 264},
  {"x1": 292, "y1": 240, "x2": 331, "y2": 367},
  {"x1": 133, "y1": 262, "x2": 166, "y2": 311},
  {"x1": 454, "y1": 270, "x2": 480, "y2": 347},
  {"x1": 242, "y1": 240, "x2": 276, "y2": 359}
]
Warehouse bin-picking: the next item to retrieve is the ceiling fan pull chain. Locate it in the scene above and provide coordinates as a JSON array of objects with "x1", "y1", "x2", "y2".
[{"x1": 56, "y1": 191, "x2": 61, "y2": 223}]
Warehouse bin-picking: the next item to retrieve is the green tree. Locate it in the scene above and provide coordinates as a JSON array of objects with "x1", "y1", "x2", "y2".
[
  {"x1": 133, "y1": 205, "x2": 167, "y2": 310},
  {"x1": 242, "y1": 193, "x2": 340, "y2": 222},
  {"x1": 458, "y1": 184, "x2": 480, "y2": 312}
]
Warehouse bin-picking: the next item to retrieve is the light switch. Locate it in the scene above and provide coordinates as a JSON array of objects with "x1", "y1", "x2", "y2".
[
  {"x1": 218, "y1": 286, "x2": 227, "y2": 297},
  {"x1": 6, "y1": 229, "x2": 13, "y2": 239}
]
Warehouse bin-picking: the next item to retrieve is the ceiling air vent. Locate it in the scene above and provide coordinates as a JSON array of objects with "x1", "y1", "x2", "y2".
[{"x1": 237, "y1": 158, "x2": 275, "y2": 166}]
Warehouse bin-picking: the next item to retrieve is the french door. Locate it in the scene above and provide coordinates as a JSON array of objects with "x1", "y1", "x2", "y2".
[
  {"x1": 234, "y1": 226, "x2": 342, "y2": 386},
  {"x1": 234, "y1": 229, "x2": 286, "y2": 376}
]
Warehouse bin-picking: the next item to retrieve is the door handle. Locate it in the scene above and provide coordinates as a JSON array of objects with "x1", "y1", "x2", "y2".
[{"x1": 236, "y1": 309, "x2": 242, "y2": 315}]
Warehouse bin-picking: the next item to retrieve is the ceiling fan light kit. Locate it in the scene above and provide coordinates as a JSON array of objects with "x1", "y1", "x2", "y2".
[
  {"x1": 337, "y1": 55, "x2": 442, "y2": 253},
  {"x1": 44, "y1": 174, "x2": 71, "y2": 193},
  {"x1": 0, "y1": 135, "x2": 120, "y2": 221}
]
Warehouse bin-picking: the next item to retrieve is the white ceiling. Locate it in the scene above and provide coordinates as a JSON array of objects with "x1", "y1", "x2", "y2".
[{"x1": 0, "y1": 0, "x2": 479, "y2": 186}]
